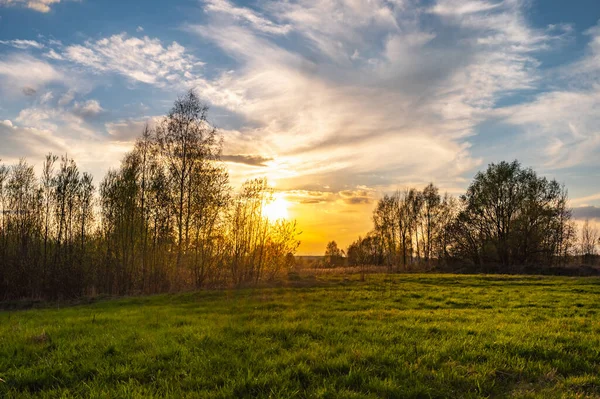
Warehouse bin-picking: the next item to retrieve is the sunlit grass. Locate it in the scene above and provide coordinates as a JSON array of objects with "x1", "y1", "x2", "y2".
[{"x1": 1, "y1": 274, "x2": 600, "y2": 398}]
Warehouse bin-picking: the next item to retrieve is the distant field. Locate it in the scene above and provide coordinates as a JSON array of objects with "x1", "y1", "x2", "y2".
[{"x1": 2, "y1": 274, "x2": 600, "y2": 398}]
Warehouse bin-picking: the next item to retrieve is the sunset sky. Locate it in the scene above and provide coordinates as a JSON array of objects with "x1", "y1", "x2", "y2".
[{"x1": 1, "y1": 0, "x2": 600, "y2": 254}]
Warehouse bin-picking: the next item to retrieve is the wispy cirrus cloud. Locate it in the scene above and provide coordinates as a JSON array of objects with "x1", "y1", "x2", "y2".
[
  {"x1": 0, "y1": 32, "x2": 211, "y2": 181},
  {"x1": 204, "y1": 0, "x2": 291, "y2": 35},
  {"x1": 431, "y1": 0, "x2": 501, "y2": 16},
  {"x1": 0, "y1": 0, "x2": 598, "y2": 254},
  {"x1": 0, "y1": 39, "x2": 44, "y2": 49},
  {"x1": 189, "y1": 0, "x2": 565, "y2": 192},
  {"x1": 0, "y1": 0, "x2": 586, "y2": 196},
  {"x1": 498, "y1": 22, "x2": 600, "y2": 169}
]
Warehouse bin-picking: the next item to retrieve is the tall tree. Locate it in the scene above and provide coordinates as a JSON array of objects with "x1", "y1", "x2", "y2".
[{"x1": 156, "y1": 90, "x2": 221, "y2": 276}]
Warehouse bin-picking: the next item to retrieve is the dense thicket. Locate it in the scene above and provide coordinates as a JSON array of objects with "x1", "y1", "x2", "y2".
[
  {"x1": 0, "y1": 91, "x2": 300, "y2": 300},
  {"x1": 347, "y1": 161, "x2": 578, "y2": 272}
]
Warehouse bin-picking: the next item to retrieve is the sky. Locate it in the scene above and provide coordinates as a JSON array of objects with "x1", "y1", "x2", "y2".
[{"x1": 1, "y1": 0, "x2": 600, "y2": 255}]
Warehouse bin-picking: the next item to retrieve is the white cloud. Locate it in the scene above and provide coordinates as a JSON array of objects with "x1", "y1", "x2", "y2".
[
  {"x1": 498, "y1": 22, "x2": 600, "y2": 169},
  {"x1": 58, "y1": 89, "x2": 75, "y2": 106},
  {"x1": 572, "y1": 193, "x2": 600, "y2": 207},
  {"x1": 0, "y1": 0, "x2": 60, "y2": 13},
  {"x1": 72, "y1": 99, "x2": 104, "y2": 118},
  {"x1": 105, "y1": 116, "x2": 161, "y2": 142},
  {"x1": 48, "y1": 39, "x2": 63, "y2": 47},
  {"x1": 16, "y1": 106, "x2": 59, "y2": 130},
  {"x1": 0, "y1": 119, "x2": 66, "y2": 162},
  {"x1": 0, "y1": 54, "x2": 63, "y2": 93},
  {"x1": 269, "y1": 0, "x2": 401, "y2": 64},
  {"x1": 204, "y1": 0, "x2": 291, "y2": 35},
  {"x1": 501, "y1": 90, "x2": 600, "y2": 169},
  {"x1": 431, "y1": 0, "x2": 501, "y2": 16},
  {"x1": 44, "y1": 49, "x2": 64, "y2": 60},
  {"x1": 0, "y1": 39, "x2": 44, "y2": 49},
  {"x1": 189, "y1": 0, "x2": 564, "y2": 191},
  {"x1": 0, "y1": 103, "x2": 129, "y2": 181},
  {"x1": 1, "y1": 0, "x2": 594, "y2": 202},
  {"x1": 62, "y1": 33, "x2": 203, "y2": 87},
  {"x1": 40, "y1": 91, "x2": 53, "y2": 104}
]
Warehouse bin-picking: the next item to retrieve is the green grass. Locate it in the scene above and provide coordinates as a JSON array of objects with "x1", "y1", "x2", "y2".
[{"x1": 2, "y1": 274, "x2": 600, "y2": 398}]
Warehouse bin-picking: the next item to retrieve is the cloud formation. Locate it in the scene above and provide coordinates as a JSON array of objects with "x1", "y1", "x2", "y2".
[
  {"x1": 221, "y1": 154, "x2": 273, "y2": 167},
  {"x1": 105, "y1": 117, "x2": 161, "y2": 142},
  {"x1": 204, "y1": 0, "x2": 291, "y2": 35},
  {"x1": 0, "y1": 39, "x2": 44, "y2": 49},
  {"x1": 62, "y1": 34, "x2": 203, "y2": 86},
  {"x1": 0, "y1": 0, "x2": 60, "y2": 13},
  {"x1": 0, "y1": 2, "x2": 594, "y2": 195},
  {"x1": 0, "y1": 54, "x2": 63, "y2": 94},
  {"x1": 188, "y1": 0, "x2": 570, "y2": 193},
  {"x1": 573, "y1": 206, "x2": 600, "y2": 221},
  {"x1": 0, "y1": 119, "x2": 66, "y2": 161},
  {"x1": 72, "y1": 99, "x2": 104, "y2": 118},
  {"x1": 1, "y1": 0, "x2": 600, "y2": 254},
  {"x1": 499, "y1": 22, "x2": 600, "y2": 169},
  {"x1": 285, "y1": 187, "x2": 376, "y2": 206}
]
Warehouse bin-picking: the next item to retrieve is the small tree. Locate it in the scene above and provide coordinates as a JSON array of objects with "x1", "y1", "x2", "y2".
[
  {"x1": 324, "y1": 240, "x2": 344, "y2": 267},
  {"x1": 347, "y1": 234, "x2": 380, "y2": 280},
  {"x1": 580, "y1": 219, "x2": 598, "y2": 264}
]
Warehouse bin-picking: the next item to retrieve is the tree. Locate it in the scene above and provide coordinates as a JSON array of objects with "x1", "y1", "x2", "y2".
[
  {"x1": 373, "y1": 194, "x2": 398, "y2": 270},
  {"x1": 422, "y1": 183, "x2": 441, "y2": 265},
  {"x1": 156, "y1": 90, "x2": 221, "y2": 276},
  {"x1": 347, "y1": 234, "x2": 381, "y2": 279},
  {"x1": 0, "y1": 92, "x2": 302, "y2": 300},
  {"x1": 370, "y1": 185, "x2": 449, "y2": 271},
  {"x1": 406, "y1": 188, "x2": 424, "y2": 265},
  {"x1": 450, "y1": 160, "x2": 575, "y2": 270},
  {"x1": 226, "y1": 178, "x2": 300, "y2": 285},
  {"x1": 580, "y1": 219, "x2": 598, "y2": 264},
  {"x1": 324, "y1": 240, "x2": 344, "y2": 267}
]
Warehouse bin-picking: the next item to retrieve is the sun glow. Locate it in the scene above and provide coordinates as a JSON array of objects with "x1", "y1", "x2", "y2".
[{"x1": 263, "y1": 194, "x2": 290, "y2": 221}]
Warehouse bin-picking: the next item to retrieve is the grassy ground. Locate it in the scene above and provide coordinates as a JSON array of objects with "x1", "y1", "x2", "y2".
[{"x1": 2, "y1": 274, "x2": 600, "y2": 398}]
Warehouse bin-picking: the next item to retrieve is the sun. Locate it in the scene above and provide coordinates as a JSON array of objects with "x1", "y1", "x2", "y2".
[{"x1": 263, "y1": 194, "x2": 290, "y2": 221}]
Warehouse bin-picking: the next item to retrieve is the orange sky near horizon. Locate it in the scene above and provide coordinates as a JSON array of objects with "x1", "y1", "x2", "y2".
[{"x1": 285, "y1": 193, "x2": 376, "y2": 256}]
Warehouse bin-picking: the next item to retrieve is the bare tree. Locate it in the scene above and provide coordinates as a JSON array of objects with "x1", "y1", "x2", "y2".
[{"x1": 580, "y1": 219, "x2": 598, "y2": 264}]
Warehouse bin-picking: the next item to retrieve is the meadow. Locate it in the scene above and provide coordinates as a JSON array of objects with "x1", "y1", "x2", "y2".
[{"x1": 1, "y1": 273, "x2": 600, "y2": 398}]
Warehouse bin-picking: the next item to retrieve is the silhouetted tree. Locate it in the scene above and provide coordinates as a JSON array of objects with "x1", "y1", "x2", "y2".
[
  {"x1": 156, "y1": 90, "x2": 221, "y2": 277},
  {"x1": 0, "y1": 92, "x2": 302, "y2": 300},
  {"x1": 580, "y1": 219, "x2": 598, "y2": 264},
  {"x1": 449, "y1": 161, "x2": 575, "y2": 270},
  {"x1": 324, "y1": 240, "x2": 344, "y2": 267}
]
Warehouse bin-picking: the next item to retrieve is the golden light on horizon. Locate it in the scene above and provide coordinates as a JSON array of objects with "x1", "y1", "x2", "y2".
[{"x1": 263, "y1": 193, "x2": 290, "y2": 221}]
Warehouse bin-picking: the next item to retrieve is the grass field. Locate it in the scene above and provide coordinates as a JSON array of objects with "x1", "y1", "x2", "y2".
[{"x1": 2, "y1": 274, "x2": 600, "y2": 398}]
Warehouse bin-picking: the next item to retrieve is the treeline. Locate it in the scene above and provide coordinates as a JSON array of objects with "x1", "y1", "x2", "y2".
[
  {"x1": 0, "y1": 91, "x2": 300, "y2": 300},
  {"x1": 345, "y1": 161, "x2": 578, "y2": 273}
]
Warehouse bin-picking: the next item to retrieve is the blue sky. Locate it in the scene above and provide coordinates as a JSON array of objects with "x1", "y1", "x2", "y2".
[{"x1": 1, "y1": 0, "x2": 600, "y2": 253}]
